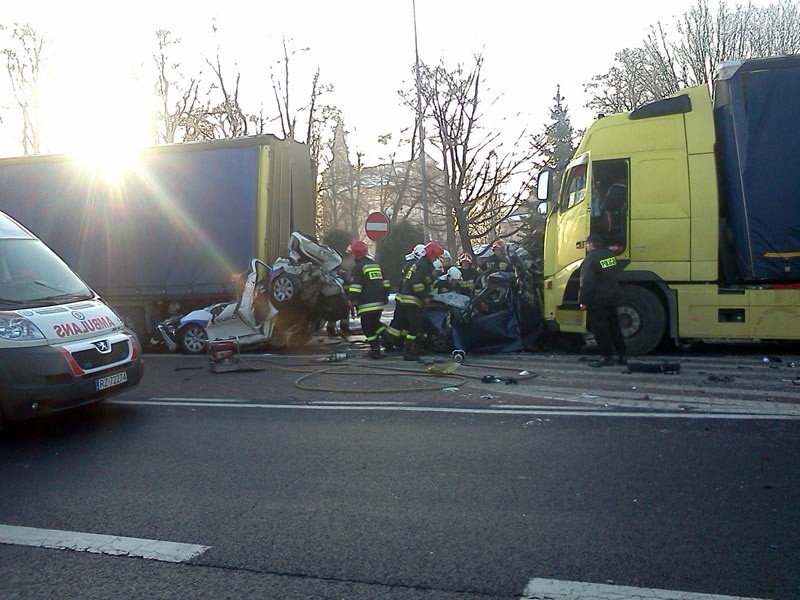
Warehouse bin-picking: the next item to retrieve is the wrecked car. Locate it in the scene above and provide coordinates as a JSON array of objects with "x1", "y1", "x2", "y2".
[{"x1": 158, "y1": 232, "x2": 349, "y2": 354}]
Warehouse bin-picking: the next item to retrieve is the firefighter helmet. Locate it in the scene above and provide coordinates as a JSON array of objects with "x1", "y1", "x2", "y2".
[
  {"x1": 458, "y1": 252, "x2": 474, "y2": 265},
  {"x1": 447, "y1": 266, "x2": 463, "y2": 281},
  {"x1": 348, "y1": 240, "x2": 368, "y2": 259},
  {"x1": 424, "y1": 241, "x2": 444, "y2": 260}
]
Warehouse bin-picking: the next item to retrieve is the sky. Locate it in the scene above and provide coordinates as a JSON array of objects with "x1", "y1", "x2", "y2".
[{"x1": 0, "y1": 0, "x2": 778, "y2": 163}]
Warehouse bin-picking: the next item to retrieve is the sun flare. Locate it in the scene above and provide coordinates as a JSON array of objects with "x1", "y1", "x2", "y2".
[{"x1": 40, "y1": 61, "x2": 155, "y2": 181}]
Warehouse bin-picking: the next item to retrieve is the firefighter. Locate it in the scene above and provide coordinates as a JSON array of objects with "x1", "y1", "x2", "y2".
[
  {"x1": 394, "y1": 240, "x2": 444, "y2": 361},
  {"x1": 384, "y1": 243, "x2": 425, "y2": 351},
  {"x1": 482, "y1": 239, "x2": 514, "y2": 274},
  {"x1": 456, "y1": 252, "x2": 480, "y2": 296},
  {"x1": 347, "y1": 240, "x2": 391, "y2": 359},
  {"x1": 432, "y1": 266, "x2": 464, "y2": 294}
]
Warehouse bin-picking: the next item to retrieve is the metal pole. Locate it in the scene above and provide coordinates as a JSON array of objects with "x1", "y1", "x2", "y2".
[{"x1": 412, "y1": 0, "x2": 431, "y2": 241}]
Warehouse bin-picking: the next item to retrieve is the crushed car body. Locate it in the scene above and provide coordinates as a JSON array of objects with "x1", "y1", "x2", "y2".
[{"x1": 158, "y1": 232, "x2": 349, "y2": 354}]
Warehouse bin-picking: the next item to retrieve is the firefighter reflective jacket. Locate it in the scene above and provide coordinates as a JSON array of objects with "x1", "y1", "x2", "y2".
[
  {"x1": 348, "y1": 256, "x2": 390, "y2": 314},
  {"x1": 396, "y1": 257, "x2": 436, "y2": 307}
]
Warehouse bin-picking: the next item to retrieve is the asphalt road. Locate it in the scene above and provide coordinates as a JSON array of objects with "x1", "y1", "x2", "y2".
[{"x1": 1, "y1": 345, "x2": 799, "y2": 599}]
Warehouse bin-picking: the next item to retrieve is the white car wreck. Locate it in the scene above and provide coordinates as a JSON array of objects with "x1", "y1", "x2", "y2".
[{"x1": 158, "y1": 232, "x2": 349, "y2": 354}]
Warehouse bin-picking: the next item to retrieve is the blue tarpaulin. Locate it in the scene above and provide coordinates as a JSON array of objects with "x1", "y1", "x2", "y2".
[{"x1": 714, "y1": 56, "x2": 800, "y2": 281}]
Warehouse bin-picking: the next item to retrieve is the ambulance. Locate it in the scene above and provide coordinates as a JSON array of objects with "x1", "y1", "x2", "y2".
[{"x1": 0, "y1": 210, "x2": 143, "y2": 426}]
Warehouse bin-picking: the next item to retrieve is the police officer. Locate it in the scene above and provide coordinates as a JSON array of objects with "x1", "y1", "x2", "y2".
[
  {"x1": 347, "y1": 240, "x2": 390, "y2": 359},
  {"x1": 578, "y1": 233, "x2": 627, "y2": 367}
]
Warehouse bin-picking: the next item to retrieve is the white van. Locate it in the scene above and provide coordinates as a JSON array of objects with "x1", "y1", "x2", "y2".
[{"x1": 0, "y1": 210, "x2": 143, "y2": 426}]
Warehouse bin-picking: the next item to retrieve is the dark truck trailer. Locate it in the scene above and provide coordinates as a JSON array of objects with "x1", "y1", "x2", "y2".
[
  {"x1": 0, "y1": 135, "x2": 316, "y2": 344},
  {"x1": 714, "y1": 55, "x2": 800, "y2": 282}
]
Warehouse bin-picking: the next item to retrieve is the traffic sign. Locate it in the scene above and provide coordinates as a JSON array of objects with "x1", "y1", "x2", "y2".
[{"x1": 364, "y1": 211, "x2": 390, "y2": 242}]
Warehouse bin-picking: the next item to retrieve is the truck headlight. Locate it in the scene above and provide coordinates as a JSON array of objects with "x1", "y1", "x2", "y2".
[{"x1": 0, "y1": 316, "x2": 47, "y2": 341}]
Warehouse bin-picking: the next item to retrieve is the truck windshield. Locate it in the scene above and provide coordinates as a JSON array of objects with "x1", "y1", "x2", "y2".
[{"x1": 0, "y1": 239, "x2": 93, "y2": 309}]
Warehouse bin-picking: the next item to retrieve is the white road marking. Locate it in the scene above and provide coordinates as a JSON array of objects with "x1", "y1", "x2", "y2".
[
  {"x1": 521, "y1": 577, "x2": 770, "y2": 600},
  {"x1": 0, "y1": 524, "x2": 209, "y2": 563},
  {"x1": 110, "y1": 398, "x2": 800, "y2": 420}
]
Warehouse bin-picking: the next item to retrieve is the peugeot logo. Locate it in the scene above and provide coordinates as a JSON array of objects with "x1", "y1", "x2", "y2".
[
  {"x1": 72, "y1": 311, "x2": 86, "y2": 320},
  {"x1": 92, "y1": 340, "x2": 112, "y2": 354}
]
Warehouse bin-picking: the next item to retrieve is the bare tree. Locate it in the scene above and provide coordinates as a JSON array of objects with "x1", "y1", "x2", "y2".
[
  {"x1": 585, "y1": 0, "x2": 800, "y2": 113},
  {"x1": 152, "y1": 29, "x2": 202, "y2": 144},
  {"x1": 1, "y1": 23, "x2": 45, "y2": 155},
  {"x1": 408, "y1": 55, "x2": 536, "y2": 254}
]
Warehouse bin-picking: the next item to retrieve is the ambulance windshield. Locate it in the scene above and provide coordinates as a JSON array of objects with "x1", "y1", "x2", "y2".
[{"x1": 0, "y1": 239, "x2": 93, "y2": 309}]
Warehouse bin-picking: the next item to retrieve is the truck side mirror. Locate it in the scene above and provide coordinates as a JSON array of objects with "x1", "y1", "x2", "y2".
[{"x1": 536, "y1": 170, "x2": 551, "y2": 201}]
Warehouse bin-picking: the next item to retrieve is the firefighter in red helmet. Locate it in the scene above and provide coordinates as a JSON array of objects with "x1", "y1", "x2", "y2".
[
  {"x1": 386, "y1": 240, "x2": 443, "y2": 361},
  {"x1": 347, "y1": 240, "x2": 391, "y2": 359}
]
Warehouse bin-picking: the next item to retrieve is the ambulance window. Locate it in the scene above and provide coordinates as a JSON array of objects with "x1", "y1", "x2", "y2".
[{"x1": 560, "y1": 165, "x2": 587, "y2": 211}]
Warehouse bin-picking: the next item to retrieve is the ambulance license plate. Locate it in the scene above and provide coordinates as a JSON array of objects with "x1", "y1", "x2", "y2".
[{"x1": 97, "y1": 372, "x2": 127, "y2": 391}]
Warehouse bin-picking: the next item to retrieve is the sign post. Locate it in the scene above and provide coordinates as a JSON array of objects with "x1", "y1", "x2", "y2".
[{"x1": 364, "y1": 211, "x2": 390, "y2": 242}]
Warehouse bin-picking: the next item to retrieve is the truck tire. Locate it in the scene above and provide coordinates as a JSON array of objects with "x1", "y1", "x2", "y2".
[
  {"x1": 180, "y1": 324, "x2": 208, "y2": 355},
  {"x1": 271, "y1": 273, "x2": 302, "y2": 309},
  {"x1": 618, "y1": 285, "x2": 666, "y2": 356}
]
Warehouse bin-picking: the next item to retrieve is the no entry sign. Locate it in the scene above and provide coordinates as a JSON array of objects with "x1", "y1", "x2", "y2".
[{"x1": 364, "y1": 211, "x2": 390, "y2": 242}]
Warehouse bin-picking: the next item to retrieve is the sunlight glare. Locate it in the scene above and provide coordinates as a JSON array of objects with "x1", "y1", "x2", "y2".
[{"x1": 41, "y1": 55, "x2": 155, "y2": 181}]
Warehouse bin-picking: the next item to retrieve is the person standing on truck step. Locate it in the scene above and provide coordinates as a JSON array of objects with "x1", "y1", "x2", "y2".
[
  {"x1": 578, "y1": 233, "x2": 627, "y2": 367},
  {"x1": 347, "y1": 240, "x2": 391, "y2": 359}
]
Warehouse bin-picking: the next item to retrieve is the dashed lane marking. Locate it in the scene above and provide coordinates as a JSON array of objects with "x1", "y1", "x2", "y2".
[
  {"x1": 521, "y1": 577, "x2": 770, "y2": 600},
  {"x1": 0, "y1": 524, "x2": 209, "y2": 563}
]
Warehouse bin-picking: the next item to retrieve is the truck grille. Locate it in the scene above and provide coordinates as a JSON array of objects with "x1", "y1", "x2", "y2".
[{"x1": 71, "y1": 340, "x2": 131, "y2": 371}]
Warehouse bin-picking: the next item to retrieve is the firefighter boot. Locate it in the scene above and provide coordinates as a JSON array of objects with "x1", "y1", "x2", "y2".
[
  {"x1": 403, "y1": 339, "x2": 421, "y2": 362},
  {"x1": 367, "y1": 341, "x2": 385, "y2": 360},
  {"x1": 381, "y1": 330, "x2": 400, "y2": 353}
]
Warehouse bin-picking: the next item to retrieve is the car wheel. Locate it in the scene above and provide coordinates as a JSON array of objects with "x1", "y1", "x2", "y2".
[
  {"x1": 179, "y1": 324, "x2": 208, "y2": 354},
  {"x1": 618, "y1": 285, "x2": 666, "y2": 356},
  {"x1": 271, "y1": 273, "x2": 302, "y2": 309}
]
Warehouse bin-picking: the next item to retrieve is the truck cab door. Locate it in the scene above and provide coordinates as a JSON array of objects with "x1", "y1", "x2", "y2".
[
  {"x1": 235, "y1": 259, "x2": 271, "y2": 331},
  {"x1": 553, "y1": 154, "x2": 592, "y2": 276}
]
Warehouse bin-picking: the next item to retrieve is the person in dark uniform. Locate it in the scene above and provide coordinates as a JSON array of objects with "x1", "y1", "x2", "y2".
[
  {"x1": 384, "y1": 243, "x2": 425, "y2": 351},
  {"x1": 578, "y1": 233, "x2": 627, "y2": 367},
  {"x1": 347, "y1": 240, "x2": 390, "y2": 359},
  {"x1": 390, "y1": 241, "x2": 443, "y2": 361},
  {"x1": 456, "y1": 252, "x2": 480, "y2": 296},
  {"x1": 482, "y1": 239, "x2": 513, "y2": 274}
]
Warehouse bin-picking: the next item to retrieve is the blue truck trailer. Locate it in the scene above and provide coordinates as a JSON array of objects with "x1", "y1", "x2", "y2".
[{"x1": 0, "y1": 135, "x2": 316, "y2": 345}]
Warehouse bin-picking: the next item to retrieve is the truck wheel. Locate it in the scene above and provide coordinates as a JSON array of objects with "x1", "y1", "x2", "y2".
[
  {"x1": 180, "y1": 324, "x2": 208, "y2": 354},
  {"x1": 271, "y1": 273, "x2": 302, "y2": 309},
  {"x1": 618, "y1": 286, "x2": 666, "y2": 355}
]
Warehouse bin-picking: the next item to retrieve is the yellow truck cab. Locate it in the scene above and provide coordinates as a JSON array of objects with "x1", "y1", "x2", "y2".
[
  {"x1": 539, "y1": 55, "x2": 800, "y2": 354},
  {"x1": 0, "y1": 210, "x2": 143, "y2": 426}
]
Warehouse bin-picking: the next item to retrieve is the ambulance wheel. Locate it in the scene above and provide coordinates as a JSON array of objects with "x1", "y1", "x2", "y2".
[
  {"x1": 271, "y1": 273, "x2": 302, "y2": 309},
  {"x1": 180, "y1": 324, "x2": 208, "y2": 355},
  {"x1": 618, "y1": 285, "x2": 666, "y2": 356}
]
